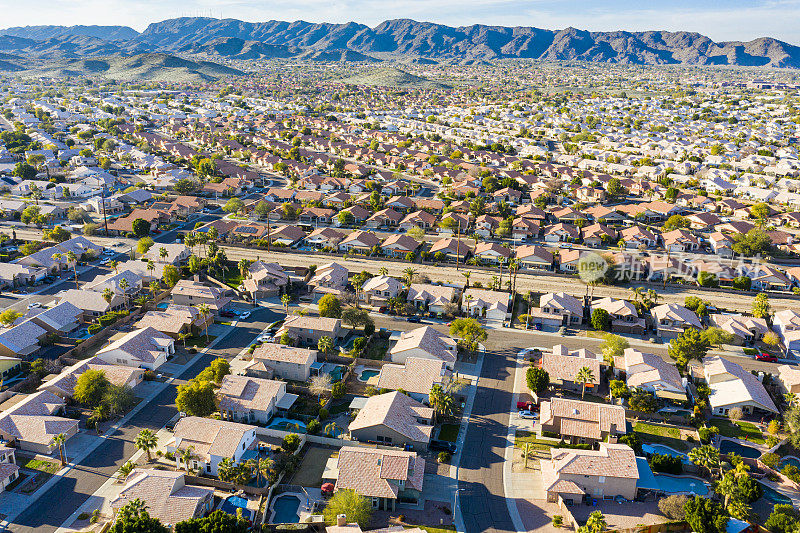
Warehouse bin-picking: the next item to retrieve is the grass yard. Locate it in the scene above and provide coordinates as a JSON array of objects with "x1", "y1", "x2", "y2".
[
  {"x1": 24, "y1": 459, "x2": 60, "y2": 474},
  {"x1": 181, "y1": 334, "x2": 218, "y2": 349},
  {"x1": 438, "y1": 423, "x2": 461, "y2": 442},
  {"x1": 514, "y1": 431, "x2": 559, "y2": 451},
  {"x1": 715, "y1": 419, "x2": 766, "y2": 444},
  {"x1": 634, "y1": 422, "x2": 681, "y2": 440},
  {"x1": 20, "y1": 459, "x2": 60, "y2": 494},
  {"x1": 222, "y1": 271, "x2": 245, "y2": 289},
  {"x1": 362, "y1": 337, "x2": 389, "y2": 360},
  {"x1": 287, "y1": 446, "x2": 334, "y2": 487}
]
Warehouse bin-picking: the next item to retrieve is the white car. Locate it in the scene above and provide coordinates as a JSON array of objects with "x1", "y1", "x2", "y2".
[
  {"x1": 239, "y1": 311, "x2": 251, "y2": 319},
  {"x1": 102, "y1": 249, "x2": 115, "y2": 256},
  {"x1": 27, "y1": 302, "x2": 42, "y2": 310},
  {"x1": 518, "y1": 410, "x2": 538, "y2": 420}
]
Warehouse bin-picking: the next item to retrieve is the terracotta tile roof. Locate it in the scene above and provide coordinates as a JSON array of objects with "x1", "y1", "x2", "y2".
[
  {"x1": 334, "y1": 446, "x2": 425, "y2": 499},
  {"x1": 111, "y1": 469, "x2": 212, "y2": 526},
  {"x1": 550, "y1": 443, "x2": 638, "y2": 479},
  {"x1": 540, "y1": 398, "x2": 626, "y2": 439},
  {"x1": 349, "y1": 392, "x2": 434, "y2": 443},
  {"x1": 376, "y1": 357, "x2": 452, "y2": 395},
  {"x1": 218, "y1": 375, "x2": 285, "y2": 414}
]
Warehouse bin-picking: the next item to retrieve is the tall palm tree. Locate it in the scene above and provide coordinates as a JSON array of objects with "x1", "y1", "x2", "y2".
[
  {"x1": 135, "y1": 429, "x2": 158, "y2": 463},
  {"x1": 378, "y1": 266, "x2": 388, "y2": 276},
  {"x1": 197, "y1": 304, "x2": 211, "y2": 341},
  {"x1": 90, "y1": 403, "x2": 109, "y2": 434},
  {"x1": 428, "y1": 384, "x2": 455, "y2": 422},
  {"x1": 146, "y1": 260, "x2": 155, "y2": 280},
  {"x1": 179, "y1": 445, "x2": 195, "y2": 473},
  {"x1": 716, "y1": 473, "x2": 740, "y2": 508},
  {"x1": 575, "y1": 366, "x2": 595, "y2": 400},
  {"x1": 217, "y1": 457, "x2": 234, "y2": 482},
  {"x1": 159, "y1": 247, "x2": 168, "y2": 263},
  {"x1": 238, "y1": 259, "x2": 251, "y2": 278},
  {"x1": 117, "y1": 460, "x2": 136, "y2": 482},
  {"x1": 64, "y1": 251, "x2": 78, "y2": 288},
  {"x1": 119, "y1": 277, "x2": 130, "y2": 308},
  {"x1": 402, "y1": 267, "x2": 416, "y2": 288},
  {"x1": 149, "y1": 280, "x2": 160, "y2": 298},
  {"x1": 785, "y1": 392, "x2": 798, "y2": 407},
  {"x1": 281, "y1": 294, "x2": 290, "y2": 314},
  {"x1": 51, "y1": 433, "x2": 66, "y2": 466},
  {"x1": 102, "y1": 287, "x2": 114, "y2": 309},
  {"x1": 51, "y1": 253, "x2": 63, "y2": 276},
  {"x1": 462, "y1": 271, "x2": 471, "y2": 289},
  {"x1": 324, "y1": 422, "x2": 339, "y2": 437},
  {"x1": 317, "y1": 336, "x2": 333, "y2": 356},
  {"x1": 585, "y1": 511, "x2": 607, "y2": 533},
  {"x1": 464, "y1": 294, "x2": 474, "y2": 316},
  {"x1": 109, "y1": 260, "x2": 119, "y2": 275},
  {"x1": 255, "y1": 457, "x2": 274, "y2": 487}
]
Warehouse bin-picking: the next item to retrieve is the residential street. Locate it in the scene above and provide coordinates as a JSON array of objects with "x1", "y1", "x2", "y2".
[{"x1": 5, "y1": 306, "x2": 281, "y2": 533}]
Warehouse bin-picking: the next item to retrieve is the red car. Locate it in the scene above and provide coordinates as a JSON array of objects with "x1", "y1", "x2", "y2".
[
  {"x1": 756, "y1": 352, "x2": 778, "y2": 363},
  {"x1": 516, "y1": 401, "x2": 539, "y2": 412}
]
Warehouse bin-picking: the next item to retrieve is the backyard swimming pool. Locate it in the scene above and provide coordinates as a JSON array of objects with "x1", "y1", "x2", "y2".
[
  {"x1": 759, "y1": 483, "x2": 793, "y2": 505},
  {"x1": 719, "y1": 439, "x2": 762, "y2": 459},
  {"x1": 270, "y1": 494, "x2": 301, "y2": 523},
  {"x1": 220, "y1": 495, "x2": 253, "y2": 520},
  {"x1": 359, "y1": 369, "x2": 380, "y2": 382},
  {"x1": 780, "y1": 456, "x2": 800, "y2": 469},
  {"x1": 641, "y1": 444, "x2": 691, "y2": 463},
  {"x1": 156, "y1": 302, "x2": 169, "y2": 309},
  {"x1": 268, "y1": 417, "x2": 307, "y2": 432},
  {"x1": 653, "y1": 474, "x2": 710, "y2": 495}
]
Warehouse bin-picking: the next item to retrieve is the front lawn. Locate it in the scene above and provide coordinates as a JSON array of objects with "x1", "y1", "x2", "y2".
[
  {"x1": 715, "y1": 419, "x2": 765, "y2": 444},
  {"x1": 180, "y1": 334, "x2": 218, "y2": 349},
  {"x1": 634, "y1": 422, "x2": 681, "y2": 440},
  {"x1": 438, "y1": 423, "x2": 461, "y2": 442},
  {"x1": 221, "y1": 271, "x2": 244, "y2": 289},
  {"x1": 24, "y1": 459, "x2": 60, "y2": 474}
]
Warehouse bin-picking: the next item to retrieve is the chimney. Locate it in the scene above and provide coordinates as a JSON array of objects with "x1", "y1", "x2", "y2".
[{"x1": 337, "y1": 514, "x2": 347, "y2": 527}]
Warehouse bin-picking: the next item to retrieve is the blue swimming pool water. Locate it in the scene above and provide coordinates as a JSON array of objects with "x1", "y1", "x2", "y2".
[
  {"x1": 653, "y1": 474, "x2": 710, "y2": 495},
  {"x1": 780, "y1": 456, "x2": 800, "y2": 469},
  {"x1": 271, "y1": 495, "x2": 301, "y2": 523},
  {"x1": 221, "y1": 495, "x2": 250, "y2": 517},
  {"x1": 642, "y1": 444, "x2": 691, "y2": 463},
  {"x1": 719, "y1": 440, "x2": 762, "y2": 459},
  {"x1": 268, "y1": 417, "x2": 306, "y2": 432},
  {"x1": 359, "y1": 369, "x2": 379, "y2": 382},
  {"x1": 156, "y1": 302, "x2": 169, "y2": 309},
  {"x1": 760, "y1": 483, "x2": 793, "y2": 505}
]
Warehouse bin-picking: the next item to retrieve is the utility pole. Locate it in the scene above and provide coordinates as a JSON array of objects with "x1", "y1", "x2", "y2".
[
  {"x1": 455, "y1": 220, "x2": 461, "y2": 271},
  {"x1": 101, "y1": 184, "x2": 109, "y2": 237}
]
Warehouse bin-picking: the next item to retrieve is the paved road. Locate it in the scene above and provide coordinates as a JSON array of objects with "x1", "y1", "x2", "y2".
[{"x1": 7, "y1": 306, "x2": 282, "y2": 533}]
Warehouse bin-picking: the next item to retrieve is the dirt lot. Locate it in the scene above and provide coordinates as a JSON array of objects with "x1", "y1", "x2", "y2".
[{"x1": 287, "y1": 445, "x2": 336, "y2": 487}]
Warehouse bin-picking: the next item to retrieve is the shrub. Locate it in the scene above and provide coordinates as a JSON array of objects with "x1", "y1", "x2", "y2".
[
  {"x1": 657, "y1": 494, "x2": 689, "y2": 520},
  {"x1": 767, "y1": 436, "x2": 780, "y2": 448},
  {"x1": 318, "y1": 408, "x2": 329, "y2": 421},
  {"x1": 78, "y1": 512, "x2": 91, "y2": 521},
  {"x1": 649, "y1": 453, "x2": 683, "y2": 475},
  {"x1": 331, "y1": 381, "x2": 346, "y2": 399},
  {"x1": 761, "y1": 452, "x2": 780, "y2": 469},
  {"x1": 552, "y1": 516, "x2": 563, "y2": 527},
  {"x1": 282, "y1": 433, "x2": 301, "y2": 453},
  {"x1": 438, "y1": 452, "x2": 451, "y2": 463},
  {"x1": 307, "y1": 419, "x2": 321, "y2": 435},
  {"x1": 88, "y1": 324, "x2": 101, "y2": 335}
]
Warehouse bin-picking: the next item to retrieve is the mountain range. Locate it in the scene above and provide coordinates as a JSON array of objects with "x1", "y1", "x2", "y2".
[{"x1": 1, "y1": 17, "x2": 800, "y2": 72}]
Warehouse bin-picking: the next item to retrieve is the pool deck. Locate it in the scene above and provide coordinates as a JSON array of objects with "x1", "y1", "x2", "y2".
[
  {"x1": 759, "y1": 478, "x2": 800, "y2": 507},
  {"x1": 269, "y1": 489, "x2": 324, "y2": 524}
]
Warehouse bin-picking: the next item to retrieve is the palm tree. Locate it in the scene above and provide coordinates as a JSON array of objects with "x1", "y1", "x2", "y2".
[
  {"x1": 281, "y1": 294, "x2": 290, "y2": 314},
  {"x1": 149, "y1": 280, "x2": 160, "y2": 298},
  {"x1": 51, "y1": 433, "x2": 67, "y2": 466},
  {"x1": 159, "y1": 247, "x2": 168, "y2": 263},
  {"x1": 490, "y1": 275, "x2": 498, "y2": 291},
  {"x1": 428, "y1": 384, "x2": 455, "y2": 422},
  {"x1": 402, "y1": 267, "x2": 416, "y2": 288},
  {"x1": 197, "y1": 304, "x2": 211, "y2": 341},
  {"x1": 119, "y1": 277, "x2": 130, "y2": 308},
  {"x1": 217, "y1": 457, "x2": 234, "y2": 482},
  {"x1": 716, "y1": 473, "x2": 740, "y2": 508},
  {"x1": 135, "y1": 429, "x2": 158, "y2": 463},
  {"x1": 66, "y1": 251, "x2": 78, "y2": 288},
  {"x1": 117, "y1": 460, "x2": 136, "y2": 482},
  {"x1": 102, "y1": 287, "x2": 114, "y2": 309},
  {"x1": 318, "y1": 336, "x2": 333, "y2": 356},
  {"x1": 378, "y1": 266, "x2": 388, "y2": 276},
  {"x1": 90, "y1": 403, "x2": 109, "y2": 434},
  {"x1": 255, "y1": 457, "x2": 274, "y2": 487},
  {"x1": 109, "y1": 260, "x2": 119, "y2": 275},
  {"x1": 146, "y1": 260, "x2": 155, "y2": 279},
  {"x1": 688, "y1": 445, "x2": 721, "y2": 479},
  {"x1": 585, "y1": 511, "x2": 607, "y2": 533},
  {"x1": 324, "y1": 422, "x2": 339, "y2": 437},
  {"x1": 51, "y1": 253, "x2": 62, "y2": 276},
  {"x1": 785, "y1": 392, "x2": 798, "y2": 407},
  {"x1": 238, "y1": 259, "x2": 251, "y2": 278},
  {"x1": 575, "y1": 366, "x2": 595, "y2": 400},
  {"x1": 462, "y1": 271, "x2": 471, "y2": 289},
  {"x1": 179, "y1": 445, "x2": 195, "y2": 473},
  {"x1": 464, "y1": 294, "x2": 474, "y2": 316}
]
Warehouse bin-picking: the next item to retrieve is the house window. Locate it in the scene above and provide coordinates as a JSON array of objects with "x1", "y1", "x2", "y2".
[{"x1": 598, "y1": 476, "x2": 605, "y2": 484}]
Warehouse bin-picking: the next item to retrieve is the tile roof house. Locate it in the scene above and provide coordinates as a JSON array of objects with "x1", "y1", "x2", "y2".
[
  {"x1": 0, "y1": 390, "x2": 79, "y2": 454},
  {"x1": 541, "y1": 345, "x2": 601, "y2": 394},
  {"x1": 95, "y1": 327, "x2": 174, "y2": 370},
  {"x1": 277, "y1": 315, "x2": 343, "y2": 347},
  {"x1": 541, "y1": 443, "x2": 638, "y2": 504},
  {"x1": 326, "y1": 446, "x2": 425, "y2": 511},
  {"x1": 539, "y1": 397, "x2": 627, "y2": 444},
  {"x1": 773, "y1": 309, "x2": 800, "y2": 351},
  {"x1": 361, "y1": 275, "x2": 403, "y2": 306},
  {"x1": 171, "y1": 279, "x2": 232, "y2": 312},
  {"x1": 461, "y1": 288, "x2": 511, "y2": 321},
  {"x1": 407, "y1": 284, "x2": 458, "y2": 315},
  {"x1": 167, "y1": 416, "x2": 257, "y2": 477},
  {"x1": 390, "y1": 326, "x2": 457, "y2": 369},
  {"x1": 0, "y1": 319, "x2": 47, "y2": 357},
  {"x1": 349, "y1": 392, "x2": 434, "y2": 451},
  {"x1": 39, "y1": 357, "x2": 144, "y2": 399},
  {"x1": 21, "y1": 301, "x2": 83, "y2": 334},
  {"x1": 134, "y1": 304, "x2": 211, "y2": 338},
  {"x1": 308, "y1": 262, "x2": 349, "y2": 302},
  {"x1": 56, "y1": 288, "x2": 126, "y2": 317},
  {"x1": 428, "y1": 238, "x2": 470, "y2": 261},
  {"x1": 703, "y1": 356, "x2": 778, "y2": 415},
  {"x1": 622, "y1": 348, "x2": 685, "y2": 401},
  {"x1": 241, "y1": 261, "x2": 289, "y2": 299},
  {"x1": 778, "y1": 364, "x2": 800, "y2": 395},
  {"x1": 514, "y1": 245, "x2": 553, "y2": 270},
  {"x1": 0, "y1": 447, "x2": 19, "y2": 492},
  {"x1": 376, "y1": 357, "x2": 453, "y2": 403},
  {"x1": 591, "y1": 297, "x2": 645, "y2": 335},
  {"x1": 708, "y1": 314, "x2": 769, "y2": 345},
  {"x1": 246, "y1": 343, "x2": 317, "y2": 382},
  {"x1": 380, "y1": 234, "x2": 421, "y2": 257},
  {"x1": 110, "y1": 469, "x2": 213, "y2": 527},
  {"x1": 143, "y1": 243, "x2": 191, "y2": 265},
  {"x1": 528, "y1": 292, "x2": 584, "y2": 330},
  {"x1": 218, "y1": 375, "x2": 296, "y2": 424},
  {"x1": 651, "y1": 303, "x2": 702, "y2": 340}
]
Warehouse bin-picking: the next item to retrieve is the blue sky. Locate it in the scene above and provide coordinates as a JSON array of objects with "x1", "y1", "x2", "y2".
[{"x1": 2, "y1": 0, "x2": 800, "y2": 44}]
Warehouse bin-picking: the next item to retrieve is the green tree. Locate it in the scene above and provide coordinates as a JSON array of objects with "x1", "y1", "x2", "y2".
[
  {"x1": 0, "y1": 309, "x2": 21, "y2": 326},
  {"x1": 668, "y1": 328, "x2": 710, "y2": 374},
  {"x1": 583, "y1": 511, "x2": 607, "y2": 533},
  {"x1": 429, "y1": 384, "x2": 456, "y2": 421},
  {"x1": 282, "y1": 433, "x2": 301, "y2": 452},
  {"x1": 599, "y1": 333, "x2": 629, "y2": 367},
  {"x1": 137, "y1": 236, "x2": 155, "y2": 254},
  {"x1": 173, "y1": 179, "x2": 198, "y2": 195},
  {"x1": 526, "y1": 367, "x2": 549, "y2": 393},
  {"x1": 449, "y1": 318, "x2": 487, "y2": 354},
  {"x1": 628, "y1": 390, "x2": 657, "y2": 413},
  {"x1": 684, "y1": 495, "x2": 728, "y2": 533},
  {"x1": 688, "y1": 445, "x2": 721, "y2": 479},
  {"x1": 590, "y1": 308, "x2": 611, "y2": 331},
  {"x1": 74, "y1": 369, "x2": 110, "y2": 407},
  {"x1": 131, "y1": 218, "x2": 150, "y2": 238},
  {"x1": 764, "y1": 504, "x2": 800, "y2": 533},
  {"x1": 134, "y1": 429, "x2": 159, "y2": 462},
  {"x1": 323, "y1": 489, "x2": 372, "y2": 528},
  {"x1": 663, "y1": 215, "x2": 690, "y2": 230},
  {"x1": 697, "y1": 271, "x2": 719, "y2": 288},
  {"x1": 12, "y1": 162, "x2": 36, "y2": 180},
  {"x1": 318, "y1": 294, "x2": 342, "y2": 318},
  {"x1": 703, "y1": 327, "x2": 735, "y2": 348},
  {"x1": 575, "y1": 366, "x2": 595, "y2": 400},
  {"x1": 163, "y1": 264, "x2": 181, "y2": 287},
  {"x1": 176, "y1": 380, "x2": 216, "y2": 417},
  {"x1": 223, "y1": 197, "x2": 244, "y2": 213},
  {"x1": 318, "y1": 336, "x2": 333, "y2": 355},
  {"x1": 110, "y1": 499, "x2": 169, "y2": 533},
  {"x1": 750, "y1": 202, "x2": 771, "y2": 221},
  {"x1": 733, "y1": 228, "x2": 771, "y2": 257},
  {"x1": 175, "y1": 510, "x2": 249, "y2": 533},
  {"x1": 752, "y1": 293, "x2": 771, "y2": 319}
]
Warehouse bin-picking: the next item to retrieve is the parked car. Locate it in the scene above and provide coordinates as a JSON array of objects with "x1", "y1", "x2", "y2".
[
  {"x1": 220, "y1": 310, "x2": 236, "y2": 318},
  {"x1": 518, "y1": 410, "x2": 538, "y2": 420},
  {"x1": 27, "y1": 302, "x2": 42, "y2": 309},
  {"x1": 239, "y1": 311, "x2": 251, "y2": 319},
  {"x1": 756, "y1": 352, "x2": 778, "y2": 362},
  {"x1": 516, "y1": 401, "x2": 538, "y2": 411},
  {"x1": 430, "y1": 440, "x2": 457, "y2": 454},
  {"x1": 406, "y1": 316, "x2": 421, "y2": 323}
]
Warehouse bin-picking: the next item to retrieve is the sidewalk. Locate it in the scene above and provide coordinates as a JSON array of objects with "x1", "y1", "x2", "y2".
[{"x1": 0, "y1": 319, "x2": 239, "y2": 530}]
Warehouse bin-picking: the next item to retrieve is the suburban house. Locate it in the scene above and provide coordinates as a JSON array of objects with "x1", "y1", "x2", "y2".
[
  {"x1": 308, "y1": 262, "x2": 349, "y2": 302},
  {"x1": 361, "y1": 275, "x2": 403, "y2": 306},
  {"x1": 622, "y1": 348, "x2": 686, "y2": 401},
  {"x1": 376, "y1": 357, "x2": 453, "y2": 403},
  {"x1": 326, "y1": 446, "x2": 425, "y2": 511},
  {"x1": 277, "y1": 316, "x2": 343, "y2": 347},
  {"x1": 539, "y1": 397, "x2": 627, "y2": 445},
  {"x1": 407, "y1": 284, "x2": 457, "y2": 315},
  {"x1": 591, "y1": 297, "x2": 645, "y2": 335},
  {"x1": 246, "y1": 344, "x2": 317, "y2": 382},
  {"x1": 390, "y1": 326, "x2": 457, "y2": 369},
  {"x1": 708, "y1": 314, "x2": 769, "y2": 345},
  {"x1": 542, "y1": 443, "x2": 638, "y2": 504},
  {"x1": 381, "y1": 234, "x2": 420, "y2": 258},
  {"x1": 773, "y1": 310, "x2": 800, "y2": 351},
  {"x1": 0, "y1": 390, "x2": 79, "y2": 454},
  {"x1": 39, "y1": 357, "x2": 144, "y2": 399},
  {"x1": 111, "y1": 470, "x2": 214, "y2": 527},
  {"x1": 0, "y1": 320, "x2": 47, "y2": 357},
  {"x1": 218, "y1": 375, "x2": 296, "y2": 424},
  {"x1": 651, "y1": 304, "x2": 702, "y2": 340},
  {"x1": 703, "y1": 356, "x2": 779, "y2": 416},
  {"x1": 778, "y1": 365, "x2": 800, "y2": 395},
  {"x1": 171, "y1": 279, "x2": 232, "y2": 312},
  {"x1": 349, "y1": 391, "x2": 434, "y2": 451},
  {"x1": 135, "y1": 304, "x2": 212, "y2": 339},
  {"x1": 23, "y1": 302, "x2": 83, "y2": 334},
  {"x1": 461, "y1": 288, "x2": 510, "y2": 321},
  {"x1": 167, "y1": 416, "x2": 257, "y2": 477},
  {"x1": 338, "y1": 230, "x2": 381, "y2": 254},
  {"x1": 143, "y1": 243, "x2": 191, "y2": 265},
  {"x1": 241, "y1": 261, "x2": 289, "y2": 299},
  {"x1": 95, "y1": 327, "x2": 174, "y2": 370},
  {"x1": 541, "y1": 345, "x2": 601, "y2": 394},
  {"x1": 428, "y1": 238, "x2": 469, "y2": 262},
  {"x1": 0, "y1": 447, "x2": 19, "y2": 492},
  {"x1": 55, "y1": 289, "x2": 125, "y2": 317},
  {"x1": 515, "y1": 245, "x2": 553, "y2": 270},
  {"x1": 529, "y1": 292, "x2": 584, "y2": 329}
]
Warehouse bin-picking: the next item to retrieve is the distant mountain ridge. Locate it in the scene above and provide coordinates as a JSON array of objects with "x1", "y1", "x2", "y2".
[{"x1": 2, "y1": 17, "x2": 800, "y2": 68}]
